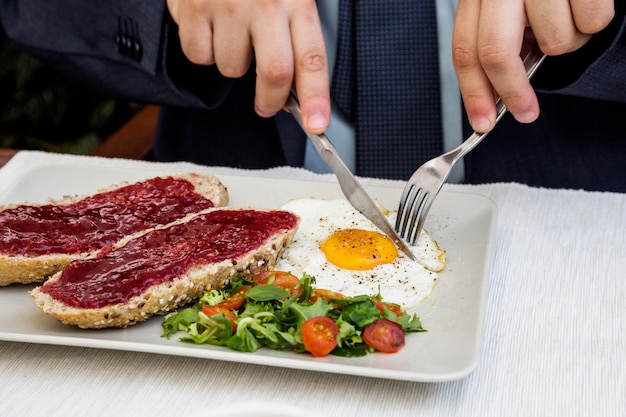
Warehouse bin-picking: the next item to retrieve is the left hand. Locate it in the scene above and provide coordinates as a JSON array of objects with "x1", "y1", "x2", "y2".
[
  {"x1": 453, "y1": 0, "x2": 615, "y2": 133},
  {"x1": 166, "y1": 0, "x2": 331, "y2": 134}
]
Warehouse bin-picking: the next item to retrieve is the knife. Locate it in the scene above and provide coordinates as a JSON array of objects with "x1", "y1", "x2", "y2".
[{"x1": 285, "y1": 91, "x2": 417, "y2": 261}]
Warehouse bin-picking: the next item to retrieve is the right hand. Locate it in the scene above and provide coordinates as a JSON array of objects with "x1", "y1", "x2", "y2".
[
  {"x1": 167, "y1": 0, "x2": 331, "y2": 134},
  {"x1": 453, "y1": 0, "x2": 615, "y2": 133}
]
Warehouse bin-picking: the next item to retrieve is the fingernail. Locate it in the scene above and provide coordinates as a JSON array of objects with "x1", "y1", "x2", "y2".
[
  {"x1": 471, "y1": 115, "x2": 492, "y2": 133},
  {"x1": 515, "y1": 111, "x2": 538, "y2": 124},
  {"x1": 254, "y1": 104, "x2": 275, "y2": 119},
  {"x1": 307, "y1": 112, "x2": 328, "y2": 131}
]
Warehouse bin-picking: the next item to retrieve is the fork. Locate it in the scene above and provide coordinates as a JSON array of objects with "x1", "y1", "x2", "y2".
[{"x1": 395, "y1": 48, "x2": 546, "y2": 245}]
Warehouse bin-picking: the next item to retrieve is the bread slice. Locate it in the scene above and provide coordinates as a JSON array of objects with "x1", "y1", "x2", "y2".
[
  {"x1": 30, "y1": 207, "x2": 299, "y2": 329},
  {"x1": 0, "y1": 173, "x2": 228, "y2": 286}
]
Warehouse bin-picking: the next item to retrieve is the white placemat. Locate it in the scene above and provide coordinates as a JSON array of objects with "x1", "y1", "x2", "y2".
[{"x1": 0, "y1": 151, "x2": 624, "y2": 417}]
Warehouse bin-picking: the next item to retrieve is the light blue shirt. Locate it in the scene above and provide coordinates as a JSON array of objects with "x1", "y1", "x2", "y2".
[{"x1": 308, "y1": 0, "x2": 463, "y2": 182}]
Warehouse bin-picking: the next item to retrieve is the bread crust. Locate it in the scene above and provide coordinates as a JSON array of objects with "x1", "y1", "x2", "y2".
[
  {"x1": 30, "y1": 208, "x2": 298, "y2": 329},
  {"x1": 0, "y1": 173, "x2": 228, "y2": 286}
]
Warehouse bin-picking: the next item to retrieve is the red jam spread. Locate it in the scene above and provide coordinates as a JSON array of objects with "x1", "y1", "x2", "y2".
[
  {"x1": 40, "y1": 209, "x2": 298, "y2": 309},
  {"x1": 0, "y1": 177, "x2": 217, "y2": 256}
]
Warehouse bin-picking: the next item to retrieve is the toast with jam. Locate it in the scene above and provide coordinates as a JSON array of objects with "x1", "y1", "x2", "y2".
[
  {"x1": 0, "y1": 173, "x2": 228, "y2": 286},
  {"x1": 30, "y1": 208, "x2": 299, "y2": 328}
]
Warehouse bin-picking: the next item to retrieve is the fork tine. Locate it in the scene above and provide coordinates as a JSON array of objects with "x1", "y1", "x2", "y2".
[
  {"x1": 408, "y1": 193, "x2": 431, "y2": 245},
  {"x1": 396, "y1": 181, "x2": 429, "y2": 244},
  {"x1": 405, "y1": 191, "x2": 429, "y2": 245},
  {"x1": 395, "y1": 183, "x2": 418, "y2": 238},
  {"x1": 396, "y1": 184, "x2": 415, "y2": 231}
]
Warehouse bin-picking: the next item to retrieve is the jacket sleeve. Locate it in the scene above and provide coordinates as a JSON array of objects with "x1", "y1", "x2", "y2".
[
  {"x1": 0, "y1": 0, "x2": 234, "y2": 109},
  {"x1": 534, "y1": 2, "x2": 626, "y2": 103},
  {"x1": 3, "y1": 1, "x2": 626, "y2": 108}
]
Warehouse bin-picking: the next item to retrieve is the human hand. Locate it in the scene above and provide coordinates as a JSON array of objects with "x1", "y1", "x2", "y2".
[
  {"x1": 166, "y1": 0, "x2": 331, "y2": 134},
  {"x1": 453, "y1": 0, "x2": 615, "y2": 133}
]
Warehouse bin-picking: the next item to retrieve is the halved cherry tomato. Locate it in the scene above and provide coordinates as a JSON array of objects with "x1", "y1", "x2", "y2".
[
  {"x1": 201, "y1": 305, "x2": 238, "y2": 332},
  {"x1": 216, "y1": 285, "x2": 251, "y2": 310},
  {"x1": 301, "y1": 316, "x2": 339, "y2": 357},
  {"x1": 362, "y1": 318, "x2": 405, "y2": 353},
  {"x1": 252, "y1": 270, "x2": 301, "y2": 296},
  {"x1": 310, "y1": 288, "x2": 346, "y2": 305},
  {"x1": 372, "y1": 299, "x2": 403, "y2": 317}
]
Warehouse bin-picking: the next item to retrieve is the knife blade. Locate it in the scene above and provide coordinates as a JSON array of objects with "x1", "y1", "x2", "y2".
[{"x1": 285, "y1": 91, "x2": 416, "y2": 261}]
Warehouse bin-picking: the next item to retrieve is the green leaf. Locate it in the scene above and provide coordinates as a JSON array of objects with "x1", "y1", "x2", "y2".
[
  {"x1": 295, "y1": 273, "x2": 316, "y2": 302},
  {"x1": 245, "y1": 284, "x2": 290, "y2": 302},
  {"x1": 340, "y1": 299, "x2": 381, "y2": 328},
  {"x1": 289, "y1": 297, "x2": 334, "y2": 325},
  {"x1": 161, "y1": 307, "x2": 198, "y2": 338},
  {"x1": 198, "y1": 289, "x2": 227, "y2": 306},
  {"x1": 249, "y1": 315, "x2": 280, "y2": 344},
  {"x1": 331, "y1": 345, "x2": 370, "y2": 357},
  {"x1": 180, "y1": 314, "x2": 233, "y2": 345},
  {"x1": 228, "y1": 274, "x2": 254, "y2": 291},
  {"x1": 238, "y1": 300, "x2": 269, "y2": 318},
  {"x1": 330, "y1": 294, "x2": 373, "y2": 309},
  {"x1": 259, "y1": 321, "x2": 298, "y2": 347},
  {"x1": 227, "y1": 330, "x2": 261, "y2": 352},
  {"x1": 335, "y1": 316, "x2": 362, "y2": 348},
  {"x1": 385, "y1": 310, "x2": 427, "y2": 332},
  {"x1": 227, "y1": 318, "x2": 261, "y2": 352}
]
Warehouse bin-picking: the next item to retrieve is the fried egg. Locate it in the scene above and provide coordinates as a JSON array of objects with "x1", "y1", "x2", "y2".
[{"x1": 275, "y1": 198, "x2": 446, "y2": 309}]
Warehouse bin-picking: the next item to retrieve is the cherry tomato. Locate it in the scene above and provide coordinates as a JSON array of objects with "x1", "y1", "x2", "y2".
[
  {"x1": 311, "y1": 288, "x2": 345, "y2": 301},
  {"x1": 252, "y1": 270, "x2": 301, "y2": 296},
  {"x1": 310, "y1": 288, "x2": 346, "y2": 305},
  {"x1": 201, "y1": 305, "x2": 237, "y2": 332},
  {"x1": 362, "y1": 318, "x2": 405, "y2": 353},
  {"x1": 372, "y1": 299, "x2": 403, "y2": 317},
  {"x1": 301, "y1": 316, "x2": 339, "y2": 357},
  {"x1": 217, "y1": 285, "x2": 251, "y2": 310}
]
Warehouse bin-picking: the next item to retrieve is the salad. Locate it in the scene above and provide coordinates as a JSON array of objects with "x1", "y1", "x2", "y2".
[{"x1": 162, "y1": 271, "x2": 426, "y2": 357}]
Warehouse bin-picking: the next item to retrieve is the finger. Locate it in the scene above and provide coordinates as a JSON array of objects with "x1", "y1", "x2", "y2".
[
  {"x1": 212, "y1": 12, "x2": 253, "y2": 78},
  {"x1": 570, "y1": 0, "x2": 615, "y2": 34},
  {"x1": 172, "y1": 1, "x2": 215, "y2": 65},
  {"x1": 453, "y1": 0, "x2": 498, "y2": 132},
  {"x1": 477, "y1": 0, "x2": 539, "y2": 125},
  {"x1": 290, "y1": 4, "x2": 330, "y2": 134},
  {"x1": 250, "y1": 6, "x2": 295, "y2": 118},
  {"x1": 525, "y1": 0, "x2": 588, "y2": 55}
]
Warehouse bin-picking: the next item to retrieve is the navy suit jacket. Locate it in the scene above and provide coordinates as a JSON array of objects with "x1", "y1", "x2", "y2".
[{"x1": 2, "y1": 0, "x2": 626, "y2": 191}]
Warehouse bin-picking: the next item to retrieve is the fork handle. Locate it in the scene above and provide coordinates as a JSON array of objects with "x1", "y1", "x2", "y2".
[
  {"x1": 450, "y1": 49, "x2": 547, "y2": 165},
  {"x1": 454, "y1": 99, "x2": 506, "y2": 163}
]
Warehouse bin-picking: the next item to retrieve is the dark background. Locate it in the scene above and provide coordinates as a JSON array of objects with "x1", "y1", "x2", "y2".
[{"x1": 0, "y1": 28, "x2": 141, "y2": 155}]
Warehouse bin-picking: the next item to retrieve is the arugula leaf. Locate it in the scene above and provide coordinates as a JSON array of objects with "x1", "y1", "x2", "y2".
[
  {"x1": 385, "y1": 310, "x2": 426, "y2": 332},
  {"x1": 331, "y1": 294, "x2": 374, "y2": 308},
  {"x1": 340, "y1": 299, "x2": 381, "y2": 328},
  {"x1": 295, "y1": 273, "x2": 316, "y2": 302},
  {"x1": 289, "y1": 297, "x2": 334, "y2": 325}
]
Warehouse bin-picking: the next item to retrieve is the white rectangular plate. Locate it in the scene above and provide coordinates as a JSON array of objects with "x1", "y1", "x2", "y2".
[{"x1": 0, "y1": 163, "x2": 496, "y2": 382}]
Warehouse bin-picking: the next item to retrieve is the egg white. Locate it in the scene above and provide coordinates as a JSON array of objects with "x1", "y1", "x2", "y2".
[{"x1": 275, "y1": 198, "x2": 446, "y2": 309}]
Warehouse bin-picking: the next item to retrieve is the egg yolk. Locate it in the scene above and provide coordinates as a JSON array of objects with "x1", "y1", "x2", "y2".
[{"x1": 320, "y1": 229, "x2": 398, "y2": 270}]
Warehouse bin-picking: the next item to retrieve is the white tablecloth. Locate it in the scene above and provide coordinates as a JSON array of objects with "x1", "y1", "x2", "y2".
[{"x1": 0, "y1": 151, "x2": 624, "y2": 417}]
